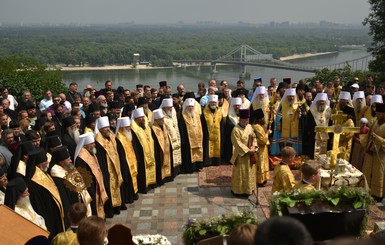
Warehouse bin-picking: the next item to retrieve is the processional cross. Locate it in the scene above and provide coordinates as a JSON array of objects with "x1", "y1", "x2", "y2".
[{"x1": 315, "y1": 111, "x2": 360, "y2": 168}]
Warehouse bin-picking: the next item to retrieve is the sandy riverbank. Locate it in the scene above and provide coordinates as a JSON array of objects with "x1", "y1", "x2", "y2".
[{"x1": 280, "y1": 51, "x2": 337, "y2": 61}]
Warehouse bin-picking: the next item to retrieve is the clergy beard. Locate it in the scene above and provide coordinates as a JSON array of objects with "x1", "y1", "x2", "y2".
[
  {"x1": 39, "y1": 164, "x2": 49, "y2": 172},
  {"x1": 258, "y1": 99, "x2": 264, "y2": 107},
  {"x1": 317, "y1": 104, "x2": 326, "y2": 112},
  {"x1": 186, "y1": 110, "x2": 194, "y2": 118},
  {"x1": 288, "y1": 99, "x2": 294, "y2": 106},
  {"x1": 17, "y1": 196, "x2": 31, "y2": 207},
  {"x1": 209, "y1": 105, "x2": 217, "y2": 110},
  {"x1": 356, "y1": 103, "x2": 363, "y2": 113},
  {"x1": 103, "y1": 130, "x2": 111, "y2": 139},
  {"x1": 87, "y1": 146, "x2": 97, "y2": 155},
  {"x1": 68, "y1": 128, "x2": 80, "y2": 143},
  {"x1": 306, "y1": 100, "x2": 312, "y2": 106},
  {"x1": 139, "y1": 121, "x2": 146, "y2": 129},
  {"x1": 100, "y1": 102, "x2": 108, "y2": 108},
  {"x1": 165, "y1": 109, "x2": 173, "y2": 117},
  {"x1": 122, "y1": 128, "x2": 133, "y2": 141},
  {"x1": 298, "y1": 94, "x2": 304, "y2": 100}
]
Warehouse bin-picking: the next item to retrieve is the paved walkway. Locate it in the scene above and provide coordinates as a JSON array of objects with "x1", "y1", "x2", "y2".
[{"x1": 105, "y1": 172, "x2": 269, "y2": 245}]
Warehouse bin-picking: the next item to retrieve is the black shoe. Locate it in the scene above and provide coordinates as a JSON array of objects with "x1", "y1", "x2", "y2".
[{"x1": 120, "y1": 204, "x2": 127, "y2": 210}]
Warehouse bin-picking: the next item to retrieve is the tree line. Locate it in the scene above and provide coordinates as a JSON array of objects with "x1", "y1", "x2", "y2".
[{"x1": 0, "y1": 25, "x2": 371, "y2": 67}]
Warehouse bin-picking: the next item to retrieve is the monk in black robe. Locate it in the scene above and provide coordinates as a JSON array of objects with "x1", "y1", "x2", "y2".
[{"x1": 25, "y1": 148, "x2": 67, "y2": 240}]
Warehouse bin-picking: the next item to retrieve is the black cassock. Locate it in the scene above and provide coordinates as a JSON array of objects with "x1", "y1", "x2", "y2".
[
  {"x1": 116, "y1": 138, "x2": 137, "y2": 204},
  {"x1": 95, "y1": 141, "x2": 115, "y2": 218},
  {"x1": 50, "y1": 173, "x2": 77, "y2": 227},
  {"x1": 61, "y1": 133, "x2": 77, "y2": 162},
  {"x1": 131, "y1": 132, "x2": 150, "y2": 194},
  {"x1": 179, "y1": 115, "x2": 203, "y2": 174},
  {"x1": 222, "y1": 116, "x2": 236, "y2": 164},
  {"x1": 303, "y1": 110, "x2": 332, "y2": 159},
  {"x1": 27, "y1": 175, "x2": 67, "y2": 240}
]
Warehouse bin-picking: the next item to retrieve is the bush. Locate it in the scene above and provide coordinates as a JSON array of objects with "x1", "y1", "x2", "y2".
[
  {"x1": 0, "y1": 56, "x2": 66, "y2": 101},
  {"x1": 182, "y1": 209, "x2": 258, "y2": 245}
]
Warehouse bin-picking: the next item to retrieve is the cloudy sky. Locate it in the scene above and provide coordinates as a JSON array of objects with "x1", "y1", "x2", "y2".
[{"x1": 0, "y1": 0, "x2": 371, "y2": 25}]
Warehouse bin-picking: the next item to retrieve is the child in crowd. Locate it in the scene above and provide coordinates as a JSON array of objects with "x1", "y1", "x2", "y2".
[
  {"x1": 295, "y1": 160, "x2": 321, "y2": 191},
  {"x1": 272, "y1": 146, "x2": 296, "y2": 193}
]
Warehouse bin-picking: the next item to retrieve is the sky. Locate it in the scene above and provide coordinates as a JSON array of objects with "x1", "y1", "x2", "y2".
[{"x1": 0, "y1": 0, "x2": 371, "y2": 25}]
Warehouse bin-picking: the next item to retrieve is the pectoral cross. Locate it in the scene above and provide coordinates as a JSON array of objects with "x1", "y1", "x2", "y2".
[{"x1": 315, "y1": 111, "x2": 359, "y2": 168}]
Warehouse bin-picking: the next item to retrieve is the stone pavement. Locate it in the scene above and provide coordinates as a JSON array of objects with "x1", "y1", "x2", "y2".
[{"x1": 105, "y1": 172, "x2": 269, "y2": 245}]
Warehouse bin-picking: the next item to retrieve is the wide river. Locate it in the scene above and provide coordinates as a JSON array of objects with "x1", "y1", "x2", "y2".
[{"x1": 63, "y1": 49, "x2": 371, "y2": 91}]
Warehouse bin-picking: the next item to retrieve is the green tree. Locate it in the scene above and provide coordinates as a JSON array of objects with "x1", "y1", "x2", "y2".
[
  {"x1": 363, "y1": 0, "x2": 385, "y2": 77},
  {"x1": 0, "y1": 56, "x2": 66, "y2": 101}
]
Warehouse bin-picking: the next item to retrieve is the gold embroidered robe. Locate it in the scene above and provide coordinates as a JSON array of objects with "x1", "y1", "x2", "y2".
[
  {"x1": 152, "y1": 124, "x2": 172, "y2": 180},
  {"x1": 163, "y1": 110, "x2": 182, "y2": 167},
  {"x1": 31, "y1": 167, "x2": 65, "y2": 231},
  {"x1": 338, "y1": 118, "x2": 355, "y2": 161},
  {"x1": 281, "y1": 99, "x2": 299, "y2": 139},
  {"x1": 131, "y1": 121, "x2": 156, "y2": 187},
  {"x1": 252, "y1": 123, "x2": 270, "y2": 184},
  {"x1": 182, "y1": 111, "x2": 203, "y2": 163},
  {"x1": 77, "y1": 148, "x2": 109, "y2": 218},
  {"x1": 95, "y1": 132, "x2": 123, "y2": 207},
  {"x1": 230, "y1": 124, "x2": 257, "y2": 195},
  {"x1": 251, "y1": 97, "x2": 270, "y2": 129},
  {"x1": 203, "y1": 107, "x2": 223, "y2": 158},
  {"x1": 116, "y1": 131, "x2": 139, "y2": 193},
  {"x1": 362, "y1": 121, "x2": 385, "y2": 197}
]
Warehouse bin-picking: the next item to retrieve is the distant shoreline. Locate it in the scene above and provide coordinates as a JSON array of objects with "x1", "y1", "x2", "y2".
[
  {"x1": 58, "y1": 51, "x2": 337, "y2": 71},
  {"x1": 279, "y1": 51, "x2": 337, "y2": 61}
]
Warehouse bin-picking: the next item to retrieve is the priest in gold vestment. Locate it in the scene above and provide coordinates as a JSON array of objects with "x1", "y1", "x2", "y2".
[
  {"x1": 75, "y1": 132, "x2": 109, "y2": 218},
  {"x1": 115, "y1": 117, "x2": 139, "y2": 204},
  {"x1": 271, "y1": 88, "x2": 302, "y2": 155},
  {"x1": 362, "y1": 103, "x2": 385, "y2": 201},
  {"x1": 250, "y1": 86, "x2": 270, "y2": 129},
  {"x1": 231, "y1": 109, "x2": 258, "y2": 196},
  {"x1": 130, "y1": 108, "x2": 157, "y2": 194},
  {"x1": 151, "y1": 109, "x2": 172, "y2": 185},
  {"x1": 252, "y1": 109, "x2": 271, "y2": 187},
  {"x1": 94, "y1": 116, "x2": 123, "y2": 218},
  {"x1": 161, "y1": 98, "x2": 182, "y2": 176},
  {"x1": 180, "y1": 98, "x2": 204, "y2": 173},
  {"x1": 202, "y1": 94, "x2": 223, "y2": 166}
]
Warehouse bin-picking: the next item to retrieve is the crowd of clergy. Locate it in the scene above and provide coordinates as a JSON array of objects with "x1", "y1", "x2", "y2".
[{"x1": 0, "y1": 74, "x2": 385, "y2": 240}]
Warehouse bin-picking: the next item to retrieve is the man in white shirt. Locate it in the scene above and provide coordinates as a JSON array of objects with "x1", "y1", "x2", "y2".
[
  {"x1": 39, "y1": 89, "x2": 53, "y2": 111},
  {"x1": 0, "y1": 87, "x2": 18, "y2": 111}
]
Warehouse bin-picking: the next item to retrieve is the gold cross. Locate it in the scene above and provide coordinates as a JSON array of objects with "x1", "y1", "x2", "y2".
[{"x1": 315, "y1": 111, "x2": 359, "y2": 168}]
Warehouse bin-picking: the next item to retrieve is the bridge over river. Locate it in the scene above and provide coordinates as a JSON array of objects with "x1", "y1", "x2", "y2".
[{"x1": 172, "y1": 44, "x2": 373, "y2": 78}]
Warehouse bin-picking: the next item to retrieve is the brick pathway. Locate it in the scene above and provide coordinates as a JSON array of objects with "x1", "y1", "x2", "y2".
[{"x1": 106, "y1": 172, "x2": 269, "y2": 244}]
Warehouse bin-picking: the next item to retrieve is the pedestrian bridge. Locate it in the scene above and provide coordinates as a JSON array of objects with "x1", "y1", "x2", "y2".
[{"x1": 172, "y1": 44, "x2": 373, "y2": 74}]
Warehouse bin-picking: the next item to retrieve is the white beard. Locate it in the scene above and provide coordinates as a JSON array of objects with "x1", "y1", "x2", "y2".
[
  {"x1": 122, "y1": 128, "x2": 133, "y2": 142},
  {"x1": 258, "y1": 99, "x2": 264, "y2": 107},
  {"x1": 186, "y1": 110, "x2": 194, "y2": 118},
  {"x1": 17, "y1": 196, "x2": 31, "y2": 207},
  {"x1": 209, "y1": 105, "x2": 217, "y2": 110},
  {"x1": 165, "y1": 109, "x2": 173, "y2": 117},
  {"x1": 68, "y1": 128, "x2": 80, "y2": 143}
]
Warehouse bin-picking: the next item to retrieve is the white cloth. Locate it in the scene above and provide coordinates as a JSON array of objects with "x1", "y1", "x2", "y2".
[{"x1": 15, "y1": 198, "x2": 47, "y2": 230}]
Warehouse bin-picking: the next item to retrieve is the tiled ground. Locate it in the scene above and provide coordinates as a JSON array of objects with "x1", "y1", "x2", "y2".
[{"x1": 105, "y1": 172, "x2": 268, "y2": 245}]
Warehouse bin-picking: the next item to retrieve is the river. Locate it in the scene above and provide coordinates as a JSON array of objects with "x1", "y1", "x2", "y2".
[{"x1": 62, "y1": 49, "x2": 371, "y2": 91}]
